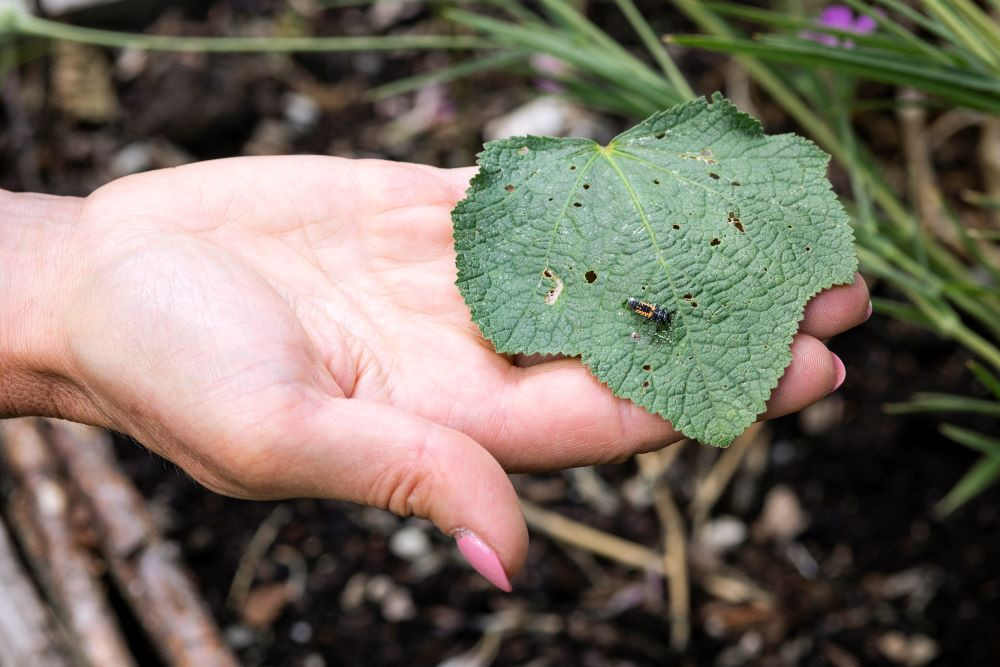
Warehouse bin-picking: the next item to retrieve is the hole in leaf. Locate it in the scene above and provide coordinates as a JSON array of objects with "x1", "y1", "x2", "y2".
[
  {"x1": 733, "y1": 220, "x2": 745, "y2": 232},
  {"x1": 731, "y1": 180, "x2": 741, "y2": 186},
  {"x1": 672, "y1": 224, "x2": 680, "y2": 230},
  {"x1": 709, "y1": 172, "x2": 720, "y2": 180},
  {"x1": 655, "y1": 131, "x2": 666, "y2": 139},
  {"x1": 518, "y1": 146, "x2": 530, "y2": 155},
  {"x1": 710, "y1": 238, "x2": 720, "y2": 246},
  {"x1": 642, "y1": 381, "x2": 650, "y2": 388},
  {"x1": 504, "y1": 184, "x2": 515, "y2": 193},
  {"x1": 548, "y1": 197, "x2": 554, "y2": 201},
  {"x1": 763, "y1": 267, "x2": 768, "y2": 272},
  {"x1": 570, "y1": 165, "x2": 576, "y2": 170},
  {"x1": 683, "y1": 293, "x2": 693, "y2": 300},
  {"x1": 542, "y1": 269, "x2": 564, "y2": 305},
  {"x1": 583, "y1": 183, "x2": 590, "y2": 190},
  {"x1": 805, "y1": 246, "x2": 811, "y2": 251},
  {"x1": 573, "y1": 202, "x2": 582, "y2": 208},
  {"x1": 653, "y1": 179, "x2": 661, "y2": 185},
  {"x1": 642, "y1": 364, "x2": 651, "y2": 371},
  {"x1": 585, "y1": 270, "x2": 597, "y2": 283},
  {"x1": 691, "y1": 301, "x2": 698, "y2": 308},
  {"x1": 631, "y1": 332, "x2": 642, "y2": 342}
]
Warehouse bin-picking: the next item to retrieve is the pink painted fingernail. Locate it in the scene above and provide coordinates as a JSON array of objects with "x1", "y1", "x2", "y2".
[
  {"x1": 453, "y1": 528, "x2": 511, "y2": 592},
  {"x1": 864, "y1": 300, "x2": 873, "y2": 322},
  {"x1": 831, "y1": 353, "x2": 846, "y2": 392}
]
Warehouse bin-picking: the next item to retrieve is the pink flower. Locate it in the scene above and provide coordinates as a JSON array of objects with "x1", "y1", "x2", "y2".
[{"x1": 802, "y1": 4, "x2": 878, "y2": 48}]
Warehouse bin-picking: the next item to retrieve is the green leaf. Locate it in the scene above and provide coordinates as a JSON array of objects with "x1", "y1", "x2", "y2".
[{"x1": 453, "y1": 95, "x2": 857, "y2": 446}]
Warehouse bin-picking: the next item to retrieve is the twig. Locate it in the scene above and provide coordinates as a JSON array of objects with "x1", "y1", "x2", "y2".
[
  {"x1": 0, "y1": 514, "x2": 73, "y2": 667},
  {"x1": 520, "y1": 499, "x2": 664, "y2": 574},
  {"x1": 43, "y1": 420, "x2": 238, "y2": 667},
  {"x1": 688, "y1": 424, "x2": 765, "y2": 529},
  {"x1": 637, "y1": 452, "x2": 690, "y2": 651},
  {"x1": 0, "y1": 419, "x2": 135, "y2": 667},
  {"x1": 226, "y1": 504, "x2": 292, "y2": 611},
  {"x1": 979, "y1": 116, "x2": 1000, "y2": 229},
  {"x1": 897, "y1": 87, "x2": 960, "y2": 253}
]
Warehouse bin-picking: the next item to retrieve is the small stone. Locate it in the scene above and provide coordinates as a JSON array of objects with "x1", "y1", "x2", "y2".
[
  {"x1": 339, "y1": 573, "x2": 367, "y2": 611},
  {"x1": 289, "y1": 621, "x2": 313, "y2": 644},
  {"x1": 756, "y1": 485, "x2": 809, "y2": 543},
  {"x1": 381, "y1": 588, "x2": 416, "y2": 622},
  {"x1": 365, "y1": 575, "x2": 393, "y2": 603},
  {"x1": 110, "y1": 142, "x2": 152, "y2": 177},
  {"x1": 283, "y1": 92, "x2": 321, "y2": 132},
  {"x1": 877, "y1": 632, "x2": 939, "y2": 666},
  {"x1": 302, "y1": 654, "x2": 325, "y2": 667},
  {"x1": 389, "y1": 524, "x2": 432, "y2": 561},
  {"x1": 698, "y1": 515, "x2": 747, "y2": 554},
  {"x1": 799, "y1": 394, "x2": 844, "y2": 435},
  {"x1": 223, "y1": 624, "x2": 255, "y2": 650}
]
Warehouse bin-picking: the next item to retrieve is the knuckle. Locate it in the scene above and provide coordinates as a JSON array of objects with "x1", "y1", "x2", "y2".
[{"x1": 367, "y1": 434, "x2": 442, "y2": 520}]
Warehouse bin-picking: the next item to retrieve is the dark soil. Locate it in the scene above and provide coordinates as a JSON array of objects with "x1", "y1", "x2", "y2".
[{"x1": 2, "y1": 2, "x2": 998, "y2": 665}]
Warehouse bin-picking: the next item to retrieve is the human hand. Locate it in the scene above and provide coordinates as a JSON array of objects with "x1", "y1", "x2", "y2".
[{"x1": 0, "y1": 157, "x2": 869, "y2": 590}]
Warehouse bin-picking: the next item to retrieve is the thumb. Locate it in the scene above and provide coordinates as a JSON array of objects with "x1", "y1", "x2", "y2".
[{"x1": 261, "y1": 396, "x2": 527, "y2": 592}]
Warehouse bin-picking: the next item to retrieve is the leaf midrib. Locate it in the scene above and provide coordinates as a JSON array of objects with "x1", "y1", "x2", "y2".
[{"x1": 600, "y1": 147, "x2": 723, "y2": 427}]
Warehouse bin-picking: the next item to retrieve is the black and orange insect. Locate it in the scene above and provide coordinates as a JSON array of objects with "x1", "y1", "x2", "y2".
[{"x1": 626, "y1": 297, "x2": 671, "y2": 324}]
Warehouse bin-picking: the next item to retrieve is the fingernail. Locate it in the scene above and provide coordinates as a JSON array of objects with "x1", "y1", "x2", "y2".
[
  {"x1": 864, "y1": 300, "x2": 873, "y2": 322},
  {"x1": 831, "y1": 353, "x2": 846, "y2": 392},
  {"x1": 453, "y1": 528, "x2": 512, "y2": 592}
]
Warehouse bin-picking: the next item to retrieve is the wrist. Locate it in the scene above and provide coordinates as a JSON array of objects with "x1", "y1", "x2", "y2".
[{"x1": 0, "y1": 189, "x2": 84, "y2": 419}]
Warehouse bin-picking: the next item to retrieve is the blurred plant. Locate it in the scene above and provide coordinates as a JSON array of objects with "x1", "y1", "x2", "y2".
[{"x1": 885, "y1": 361, "x2": 1000, "y2": 516}]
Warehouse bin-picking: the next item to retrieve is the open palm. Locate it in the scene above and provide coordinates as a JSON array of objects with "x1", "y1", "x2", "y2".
[{"x1": 57, "y1": 156, "x2": 868, "y2": 586}]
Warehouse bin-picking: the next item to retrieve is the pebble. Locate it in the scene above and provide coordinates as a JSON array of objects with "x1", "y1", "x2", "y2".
[
  {"x1": 756, "y1": 485, "x2": 809, "y2": 543},
  {"x1": 698, "y1": 515, "x2": 748, "y2": 554},
  {"x1": 390, "y1": 524, "x2": 432, "y2": 561},
  {"x1": 877, "y1": 632, "x2": 939, "y2": 666},
  {"x1": 289, "y1": 621, "x2": 313, "y2": 644}
]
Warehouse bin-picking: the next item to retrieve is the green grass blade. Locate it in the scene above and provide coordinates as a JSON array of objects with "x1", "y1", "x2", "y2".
[
  {"x1": 885, "y1": 394, "x2": 1000, "y2": 416},
  {"x1": 535, "y1": 0, "x2": 682, "y2": 102},
  {"x1": 949, "y1": 0, "x2": 1000, "y2": 54},
  {"x1": 670, "y1": 34, "x2": 1000, "y2": 112},
  {"x1": 368, "y1": 50, "x2": 526, "y2": 100},
  {"x1": 611, "y1": 0, "x2": 695, "y2": 99},
  {"x1": 874, "y1": 0, "x2": 963, "y2": 46},
  {"x1": 935, "y1": 455, "x2": 1000, "y2": 517},
  {"x1": 445, "y1": 9, "x2": 679, "y2": 109},
  {"x1": 968, "y1": 361, "x2": 1000, "y2": 401},
  {"x1": 12, "y1": 11, "x2": 492, "y2": 52},
  {"x1": 840, "y1": 0, "x2": 958, "y2": 66},
  {"x1": 920, "y1": 0, "x2": 1000, "y2": 69},
  {"x1": 705, "y1": 0, "x2": 954, "y2": 63},
  {"x1": 941, "y1": 424, "x2": 1000, "y2": 456}
]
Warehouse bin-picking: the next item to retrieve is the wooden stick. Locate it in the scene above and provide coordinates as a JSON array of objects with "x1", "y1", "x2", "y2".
[
  {"x1": 520, "y1": 498, "x2": 664, "y2": 573},
  {"x1": 43, "y1": 420, "x2": 238, "y2": 667},
  {"x1": 0, "y1": 419, "x2": 136, "y2": 667},
  {"x1": 637, "y1": 452, "x2": 691, "y2": 651},
  {"x1": 688, "y1": 423, "x2": 765, "y2": 528},
  {"x1": 0, "y1": 514, "x2": 74, "y2": 667}
]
